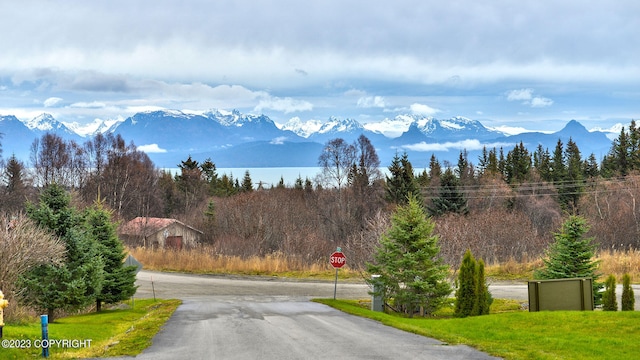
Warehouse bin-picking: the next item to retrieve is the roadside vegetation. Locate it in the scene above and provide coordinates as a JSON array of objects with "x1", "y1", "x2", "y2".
[
  {"x1": 1, "y1": 298, "x2": 180, "y2": 360},
  {"x1": 316, "y1": 298, "x2": 640, "y2": 360},
  {"x1": 129, "y1": 246, "x2": 640, "y2": 282}
]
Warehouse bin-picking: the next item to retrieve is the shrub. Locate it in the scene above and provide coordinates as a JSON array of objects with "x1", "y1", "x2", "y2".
[
  {"x1": 454, "y1": 249, "x2": 492, "y2": 317},
  {"x1": 621, "y1": 273, "x2": 635, "y2": 311},
  {"x1": 602, "y1": 274, "x2": 617, "y2": 311}
]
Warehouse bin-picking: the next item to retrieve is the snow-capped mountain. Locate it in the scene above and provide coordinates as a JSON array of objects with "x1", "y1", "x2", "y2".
[
  {"x1": 279, "y1": 117, "x2": 323, "y2": 138},
  {"x1": 65, "y1": 117, "x2": 124, "y2": 137},
  {"x1": 23, "y1": 113, "x2": 57, "y2": 131},
  {"x1": 317, "y1": 116, "x2": 364, "y2": 134},
  {"x1": 0, "y1": 109, "x2": 616, "y2": 168},
  {"x1": 412, "y1": 116, "x2": 502, "y2": 140},
  {"x1": 20, "y1": 113, "x2": 82, "y2": 140}
]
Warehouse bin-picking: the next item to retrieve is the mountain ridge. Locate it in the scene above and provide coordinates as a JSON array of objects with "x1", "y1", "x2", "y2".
[{"x1": 0, "y1": 110, "x2": 616, "y2": 168}]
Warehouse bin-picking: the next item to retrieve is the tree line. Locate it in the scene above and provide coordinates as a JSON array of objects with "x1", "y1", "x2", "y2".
[{"x1": 2, "y1": 123, "x2": 640, "y2": 268}]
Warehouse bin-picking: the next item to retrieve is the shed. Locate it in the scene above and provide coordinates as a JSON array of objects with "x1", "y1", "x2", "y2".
[{"x1": 119, "y1": 217, "x2": 203, "y2": 250}]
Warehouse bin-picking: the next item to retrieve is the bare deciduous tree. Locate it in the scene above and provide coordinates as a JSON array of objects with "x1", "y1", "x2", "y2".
[
  {"x1": 0, "y1": 214, "x2": 65, "y2": 319},
  {"x1": 317, "y1": 138, "x2": 356, "y2": 190}
]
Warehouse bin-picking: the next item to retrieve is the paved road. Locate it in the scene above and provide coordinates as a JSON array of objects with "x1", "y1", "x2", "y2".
[
  {"x1": 104, "y1": 271, "x2": 501, "y2": 359},
  {"x1": 102, "y1": 271, "x2": 640, "y2": 359}
]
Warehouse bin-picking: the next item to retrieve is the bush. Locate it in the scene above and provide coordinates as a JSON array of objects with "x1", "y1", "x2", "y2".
[
  {"x1": 454, "y1": 249, "x2": 492, "y2": 317},
  {"x1": 621, "y1": 273, "x2": 635, "y2": 311},
  {"x1": 602, "y1": 274, "x2": 617, "y2": 311}
]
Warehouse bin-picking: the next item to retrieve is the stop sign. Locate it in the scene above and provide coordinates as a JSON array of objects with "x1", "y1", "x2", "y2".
[{"x1": 330, "y1": 251, "x2": 346, "y2": 269}]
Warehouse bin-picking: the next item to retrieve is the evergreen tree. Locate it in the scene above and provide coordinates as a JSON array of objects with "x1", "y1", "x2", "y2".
[
  {"x1": 621, "y1": 273, "x2": 635, "y2": 311},
  {"x1": 602, "y1": 127, "x2": 631, "y2": 177},
  {"x1": 294, "y1": 175, "x2": 304, "y2": 190},
  {"x1": 534, "y1": 215, "x2": 602, "y2": 304},
  {"x1": 533, "y1": 145, "x2": 552, "y2": 181},
  {"x1": 456, "y1": 150, "x2": 473, "y2": 183},
  {"x1": 385, "y1": 152, "x2": 421, "y2": 205},
  {"x1": 487, "y1": 147, "x2": 499, "y2": 176},
  {"x1": 176, "y1": 155, "x2": 204, "y2": 213},
  {"x1": 241, "y1": 170, "x2": 253, "y2": 192},
  {"x1": 454, "y1": 250, "x2": 476, "y2": 317},
  {"x1": 498, "y1": 147, "x2": 506, "y2": 177},
  {"x1": 454, "y1": 250, "x2": 492, "y2": 317},
  {"x1": 428, "y1": 153, "x2": 442, "y2": 183},
  {"x1": 200, "y1": 158, "x2": 219, "y2": 194},
  {"x1": 551, "y1": 139, "x2": 566, "y2": 183},
  {"x1": 559, "y1": 138, "x2": 584, "y2": 213},
  {"x1": 477, "y1": 146, "x2": 489, "y2": 175},
  {"x1": 2, "y1": 154, "x2": 31, "y2": 212},
  {"x1": 428, "y1": 168, "x2": 468, "y2": 216},
  {"x1": 629, "y1": 120, "x2": 640, "y2": 170},
  {"x1": 602, "y1": 274, "x2": 617, "y2": 311},
  {"x1": 504, "y1": 142, "x2": 531, "y2": 183},
  {"x1": 366, "y1": 196, "x2": 451, "y2": 317},
  {"x1": 85, "y1": 200, "x2": 137, "y2": 311},
  {"x1": 473, "y1": 258, "x2": 492, "y2": 316},
  {"x1": 19, "y1": 184, "x2": 104, "y2": 321},
  {"x1": 304, "y1": 177, "x2": 314, "y2": 192},
  {"x1": 584, "y1": 153, "x2": 600, "y2": 178}
]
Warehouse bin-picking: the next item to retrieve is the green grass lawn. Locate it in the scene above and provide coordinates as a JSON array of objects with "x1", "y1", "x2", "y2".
[
  {"x1": 1, "y1": 298, "x2": 180, "y2": 359},
  {"x1": 315, "y1": 298, "x2": 640, "y2": 360}
]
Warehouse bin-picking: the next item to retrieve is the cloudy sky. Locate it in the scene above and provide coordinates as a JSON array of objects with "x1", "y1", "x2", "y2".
[{"x1": 1, "y1": 1, "x2": 639, "y2": 136}]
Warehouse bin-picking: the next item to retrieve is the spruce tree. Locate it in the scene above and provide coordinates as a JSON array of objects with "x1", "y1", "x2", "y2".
[
  {"x1": 385, "y1": 152, "x2": 421, "y2": 205},
  {"x1": 85, "y1": 200, "x2": 137, "y2": 311},
  {"x1": 560, "y1": 138, "x2": 584, "y2": 213},
  {"x1": 366, "y1": 196, "x2": 451, "y2": 317},
  {"x1": 428, "y1": 168, "x2": 468, "y2": 216},
  {"x1": 602, "y1": 274, "x2": 617, "y2": 311},
  {"x1": 241, "y1": 170, "x2": 253, "y2": 192},
  {"x1": 621, "y1": 273, "x2": 635, "y2": 311},
  {"x1": 534, "y1": 215, "x2": 602, "y2": 304},
  {"x1": 19, "y1": 184, "x2": 104, "y2": 321}
]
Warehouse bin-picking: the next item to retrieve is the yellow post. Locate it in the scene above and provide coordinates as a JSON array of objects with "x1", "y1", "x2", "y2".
[{"x1": 0, "y1": 290, "x2": 9, "y2": 338}]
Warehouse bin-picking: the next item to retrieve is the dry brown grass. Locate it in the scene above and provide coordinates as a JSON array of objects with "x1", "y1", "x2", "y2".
[
  {"x1": 485, "y1": 249, "x2": 640, "y2": 282},
  {"x1": 129, "y1": 247, "x2": 640, "y2": 283},
  {"x1": 128, "y1": 246, "x2": 360, "y2": 279},
  {"x1": 596, "y1": 249, "x2": 640, "y2": 282}
]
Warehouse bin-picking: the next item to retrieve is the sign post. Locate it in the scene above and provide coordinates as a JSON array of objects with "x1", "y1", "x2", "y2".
[{"x1": 330, "y1": 247, "x2": 346, "y2": 300}]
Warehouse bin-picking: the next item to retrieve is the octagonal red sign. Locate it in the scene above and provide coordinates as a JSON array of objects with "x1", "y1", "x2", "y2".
[{"x1": 330, "y1": 251, "x2": 346, "y2": 269}]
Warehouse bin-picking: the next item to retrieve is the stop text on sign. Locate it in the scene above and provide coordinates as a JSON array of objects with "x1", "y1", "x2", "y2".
[{"x1": 330, "y1": 252, "x2": 346, "y2": 268}]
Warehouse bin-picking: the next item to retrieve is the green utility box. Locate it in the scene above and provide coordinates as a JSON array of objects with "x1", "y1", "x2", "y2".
[{"x1": 528, "y1": 278, "x2": 594, "y2": 311}]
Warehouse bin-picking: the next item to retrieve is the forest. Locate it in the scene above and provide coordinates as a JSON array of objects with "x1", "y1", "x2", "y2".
[{"x1": 2, "y1": 120, "x2": 640, "y2": 269}]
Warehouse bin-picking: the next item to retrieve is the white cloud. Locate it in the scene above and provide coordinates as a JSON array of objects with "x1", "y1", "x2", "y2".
[
  {"x1": 530, "y1": 97, "x2": 554, "y2": 108},
  {"x1": 507, "y1": 89, "x2": 533, "y2": 101},
  {"x1": 507, "y1": 88, "x2": 553, "y2": 108},
  {"x1": 403, "y1": 139, "x2": 514, "y2": 152},
  {"x1": 270, "y1": 136, "x2": 288, "y2": 145},
  {"x1": 137, "y1": 144, "x2": 167, "y2": 153},
  {"x1": 43, "y1": 97, "x2": 63, "y2": 107},
  {"x1": 254, "y1": 97, "x2": 313, "y2": 114},
  {"x1": 70, "y1": 101, "x2": 107, "y2": 108},
  {"x1": 357, "y1": 96, "x2": 385, "y2": 108},
  {"x1": 410, "y1": 103, "x2": 440, "y2": 116}
]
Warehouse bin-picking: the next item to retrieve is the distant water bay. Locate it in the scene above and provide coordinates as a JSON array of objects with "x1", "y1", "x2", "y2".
[
  {"x1": 161, "y1": 167, "x2": 323, "y2": 187},
  {"x1": 218, "y1": 167, "x2": 323, "y2": 187},
  {"x1": 161, "y1": 167, "x2": 393, "y2": 188}
]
